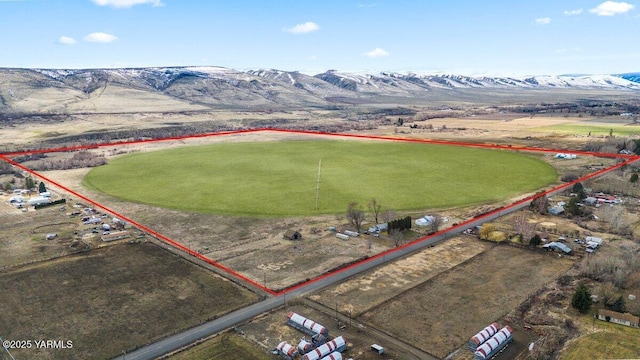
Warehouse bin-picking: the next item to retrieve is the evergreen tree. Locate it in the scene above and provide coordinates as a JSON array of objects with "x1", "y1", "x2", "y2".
[
  {"x1": 38, "y1": 181, "x2": 47, "y2": 194},
  {"x1": 631, "y1": 173, "x2": 638, "y2": 184},
  {"x1": 25, "y1": 175, "x2": 35, "y2": 190},
  {"x1": 571, "y1": 283, "x2": 592, "y2": 314},
  {"x1": 530, "y1": 234, "x2": 542, "y2": 247},
  {"x1": 572, "y1": 182, "x2": 587, "y2": 200},
  {"x1": 610, "y1": 295, "x2": 626, "y2": 313},
  {"x1": 566, "y1": 197, "x2": 581, "y2": 216}
]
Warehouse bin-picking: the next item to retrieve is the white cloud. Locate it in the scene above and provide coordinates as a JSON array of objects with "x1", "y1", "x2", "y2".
[
  {"x1": 535, "y1": 17, "x2": 551, "y2": 25},
  {"x1": 84, "y1": 32, "x2": 118, "y2": 43},
  {"x1": 283, "y1": 22, "x2": 319, "y2": 34},
  {"x1": 563, "y1": 8, "x2": 583, "y2": 15},
  {"x1": 58, "y1": 36, "x2": 77, "y2": 45},
  {"x1": 555, "y1": 47, "x2": 581, "y2": 54},
  {"x1": 364, "y1": 48, "x2": 389, "y2": 58},
  {"x1": 358, "y1": 3, "x2": 377, "y2": 8},
  {"x1": 90, "y1": 0, "x2": 163, "y2": 8},
  {"x1": 589, "y1": 1, "x2": 634, "y2": 16}
]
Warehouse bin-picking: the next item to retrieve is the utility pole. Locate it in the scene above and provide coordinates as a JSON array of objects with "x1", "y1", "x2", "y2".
[{"x1": 315, "y1": 159, "x2": 322, "y2": 210}]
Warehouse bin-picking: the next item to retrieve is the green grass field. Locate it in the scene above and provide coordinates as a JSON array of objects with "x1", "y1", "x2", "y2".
[
  {"x1": 532, "y1": 123, "x2": 640, "y2": 136},
  {"x1": 561, "y1": 320, "x2": 640, "y2": 360},
  {"x1": 84, "y1": 140, "x2": 557, "y2": 216}
]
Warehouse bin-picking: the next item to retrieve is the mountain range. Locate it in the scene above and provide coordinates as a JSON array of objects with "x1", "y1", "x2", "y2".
[{"x1": 1, "y1": 67, "x2": 638, "y2": 115}]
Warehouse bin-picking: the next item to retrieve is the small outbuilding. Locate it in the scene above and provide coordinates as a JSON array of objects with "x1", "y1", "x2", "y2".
[
  {"x1": 371, "y1": 344, "x2": 384, "y2": 354},
  {"x1": 548, "y1": 205, "x2": 565, "y2": 215},
  {"x1": 283, "y1": 230, "x2": 302, "y2": 240}
]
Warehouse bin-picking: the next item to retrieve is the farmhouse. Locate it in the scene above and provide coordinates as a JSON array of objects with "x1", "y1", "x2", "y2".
[
  {"x1": 597, "y1": 309, "x2": 640, "y2": 327},
  {"x1": 283, "y1": 230, "x2": 302, "y2": 240}
]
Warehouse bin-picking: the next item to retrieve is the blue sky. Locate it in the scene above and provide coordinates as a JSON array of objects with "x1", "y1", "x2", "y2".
[{"x1": 0, "y1": 0, "x2": 638, "y2": 75}]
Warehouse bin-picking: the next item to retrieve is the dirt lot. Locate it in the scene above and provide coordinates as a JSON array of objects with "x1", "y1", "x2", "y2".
[
  {"x1": 0, "y1": 242, "x2": 259, "y2": 360},
  {"x1": 237, "y1": 302, "x2": 417, "y2": 360}
]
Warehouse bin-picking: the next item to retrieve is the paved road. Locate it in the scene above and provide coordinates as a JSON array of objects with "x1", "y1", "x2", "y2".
[{"x1": 114, "y1": 178, "x2": 596, "y2": 360}]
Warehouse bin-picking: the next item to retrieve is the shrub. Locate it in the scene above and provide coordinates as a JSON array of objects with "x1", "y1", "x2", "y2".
[{"x1": 488, "y1": 231, "x2": 507, "y2": 242}]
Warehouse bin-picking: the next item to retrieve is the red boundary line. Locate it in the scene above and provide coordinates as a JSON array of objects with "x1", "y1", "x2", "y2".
[{"x1": 1, "y1": 129, "x2": 638, "y2": 296}]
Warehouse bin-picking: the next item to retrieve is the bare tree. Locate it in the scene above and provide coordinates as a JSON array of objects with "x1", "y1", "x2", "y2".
[
  {"x1": 530, "y1": 194, "x2": 549, "y2": 215},
  {"x1": 368, "y1": 198, "x2": 382, "y2": 224},
  {"x1": 625, "y1": 139, "x2": 636, "y2": 153},
  {"x1": 390, "y1": 229, "x2": 405, "y2": 247},
  {"x1": 381, "y1": 208, "x2": 396, "y2": 223},
  {"x1": 599, "y1": 206, "x2": 625, "y2": 233},
  {"x1": 513, "y1": 213, "x2": 536, "y2": 243},
  {"x1": 598, "y1": 282, "x2": 618, "y2": 306},
  {"x1": 346, "y1": 202, "x2": 365, "y2": 233},
  {"x1": 429, "y1": 214, "x2": 443, "y2": 233},
  {"x1": 626, "y1": 272, "x2": 640, "y2": 289}
]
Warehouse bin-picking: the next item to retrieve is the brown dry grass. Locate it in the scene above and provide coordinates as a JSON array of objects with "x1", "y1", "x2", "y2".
[
  {"x1": 0, "y1": 242, "x2": 259, "y2": 360},
  {"x1": 358, "y1": 244, "x2": 574, "y2": 359},
  {"x1": 310, "y1": 236, "x2": 492, "y2": 316},
  {"x1": 0, "y1": 195, "x2": 90, "y2": 268}
]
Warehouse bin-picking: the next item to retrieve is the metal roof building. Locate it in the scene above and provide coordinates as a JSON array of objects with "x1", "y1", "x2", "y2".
[
  {"x1": 287, "y1": 312, "x2": 328, "y2": 338},
  {"x1": 468, "y1": 322, "x2": 500, "y2": 350},
  {"x1": 543, "y1": 241, "x2": 572, "y2": 254},
  {"x1": 302, "y1": 336, "x2": 346, "y2": 360},
  {"x1": 276, "y1": 341, "x2": 298, "y2": 360},
  {"x1": 474, "y1": 326, "x2": 513, "y2": 360}
]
